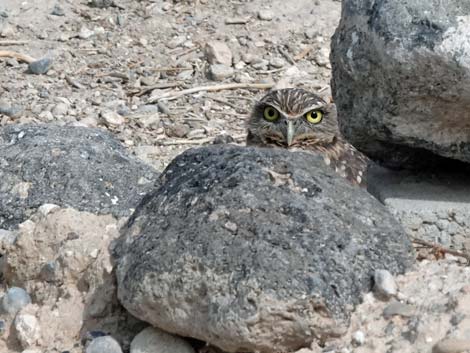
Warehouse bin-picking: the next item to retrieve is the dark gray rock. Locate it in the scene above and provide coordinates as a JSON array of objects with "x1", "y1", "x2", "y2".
[
  {"x1": 115, "y1": 145, "x2": 414, "y2": 353},
  {"x1": 331, "y1": 0, "x2": 470, "y2": 168},
  {"x1": 0, "y1": 124, "x2": 158, "y2": 229},
  {"x1": 28, "y1": 57, "x2": 53, "y2": 75}
]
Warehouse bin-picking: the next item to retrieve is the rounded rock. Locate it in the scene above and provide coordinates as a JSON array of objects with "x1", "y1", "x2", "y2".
[
  {"x1": 373, "y1": 269, "x2": 397, "y2": 299},
  {"x1": 14, "y1": 313, "x2": 41, "y2": 348},
  {"x1": 1, "y1": 287, "x2": 31, "y2": 315},
  {"x1": 130, "y1": 327, "x2": 195, "y2": 353},
  {"x1": 28, "y1": 57, "x2": 53, "y2": 75},
  {"x1": 86, "y1": 336, "x2": 123, "y2": 353}
]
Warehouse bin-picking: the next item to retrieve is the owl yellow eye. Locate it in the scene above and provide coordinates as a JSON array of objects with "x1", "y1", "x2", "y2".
[
  {"x1": 305, "y1": 110, "x2": 323, "y2": 124},
  {"x1": 263, "y1": 107, "x2": 279, "y2": 122}
]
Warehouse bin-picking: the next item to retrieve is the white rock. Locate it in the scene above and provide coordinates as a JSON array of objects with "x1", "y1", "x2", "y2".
[
  {"x1": 38, "y1": 203, "x2": 60, "y2": 216},
  {"x1": 14, "y1": 313, "x2": 41, "y2": 348},
  {"x1": 100, "y1": 110, "x2": 126, "y2": 127},
  {"x1": 205, "y1": 41, "x2": 233, "y2": 66},
  {"x1": 86, "y1": 336, "x2": 123, "y2": 353},
  {"x1": 22, "y1": 349, "x2": 42, "y2": 353},
  {"x1": 130, "y1": 327, "x2": 195, "y2": 353},
  {"x1": 79, "y1": 26, "x2": 95, "y2": 39},
  {"x1": 352, "y1": 330, "x2": 365, "y2": 346},
  {"x1": 374, "y1": 269, "x2": 397, "y2": 299},
  {"x1": 258, "y1": 9, "x2": 274, "y2": 21},
  {"x1": 209, "y1": 64, "x2": 234, "y2": 81},
  {"x1": 52, "y1": 102, "x2": 69, "y2": 117}
]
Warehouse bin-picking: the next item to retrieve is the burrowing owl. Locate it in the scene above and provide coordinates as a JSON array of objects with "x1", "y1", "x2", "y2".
[{"x1": 246, "y1": 88, "x2": 368, "y2": 186}]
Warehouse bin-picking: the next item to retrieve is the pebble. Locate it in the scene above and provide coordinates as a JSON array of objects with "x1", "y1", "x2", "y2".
[
  {"x1": 89, "y1": 0, "x2": 114, "y2": 8},
  {"x1": 269, "y1": 57, "x2": 285, "y2": 68},
  {"x1": 432, "y1": 338, "x2": 470, "y2": 353},
  {"x1": 166, "y1": 123, "x2": 189, "y2": 138},
  {"x1": 257, "y1": 9, "x2": 274, "y2": 21},
  {"x1": 383, "y1": 301, "x2": 416, "y2": 318},
  {"x1": 187, "y1": 129, "x2": 206, "y2": 139},
  {"x1": 100, "y1": 110, "x2": 126, "y2": 127},
  {"x1": 209, "y1": 64, "x2": 234, "y2": 81},
  {"x1": 14, "y1": 313, "x2": 41, "y2": 348},
  {"x1": 373, "y1": 269, "x2": 397, "y2": 299},
  {"x1": 0, "y1": 101, "x2": 23, "y2": 118},
  {"x1": 205, "y1": 41, "x2": 233, "y2": 66},
  {"x1": 352, "y1": 330, "x2": 365, "y2": 346},
  {"x1": 86, "y1": 336, "x2": 123, "y2": 353},
  {"x1": 52, "y1": 102, "x2": 69, "y2": 117},
  {"x1": 51, "y1": 4, "x2": 65, "y2": 16},
  {"x1": 0, "y1": 228, "x2": 17, "y2": 246},
  {"x1": 314, "y1": 47, "x2": 330, "y2": 67},
  {"x1": 252, "y1": 59, "x2": 269, "y2": 70},
  {"x1": 28, "y1": 57, "x2": 53, "y2": 75},
  {"x1": 130, "y1": 326, "x2": 195, "y2": 353},
  {"x1": 78, "y1": 26, "x2": 95, "y2": 39},
  {"x1": 305, "y1": 28, "x2": 318, "y2": 39},
  {"x1": 1, "y1": 287, "x2": 32, "y2": 315}
]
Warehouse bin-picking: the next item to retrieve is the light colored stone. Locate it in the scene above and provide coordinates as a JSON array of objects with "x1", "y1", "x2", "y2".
[
  {"x1": 130, "y1": 327, "x2": 195, "y2": 353},
  {"x1": 257, "y1": 9, "x2": 274, "y2": 21},
  {"x1": 100, "y1": 110, "x2": 126, "y2": 127},
  {"x1": 209, "y1": 64, "x2": 234, "y2": 81},
  {"x1": 352, "y1": 330, "x2": 365, "y2": 346},
  {"x1": 86, "y1": 336, "x2": 122, "y2": 353},
  {"x1": 51, "y1": 102, "x2": 69, "y2": 117},
  {"x1": 2, "y1": 287, "x2": 31, "y2": 315},
  {"x1": 373, "y1": 269, "x2": 397, "y2": 299},
  {"x1": 14, "y1": 313, "x2": 41, "y2": 348},
  {"x1": 432, "y1": 338, "x2": 470, "y2": 353},
  {"x1": 205, "y1": 41, "x2": 233, "y2": 66}
]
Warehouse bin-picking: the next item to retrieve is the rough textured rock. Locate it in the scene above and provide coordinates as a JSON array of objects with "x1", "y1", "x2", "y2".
[
  {"x1": 130, "y1": 327, "x2": 195, "y2": 353},
  {"x1": 0, "y1": 124, "x2": 158, "y2": 229},
  {"x1": 1, "y1": 207, "x2": 144, "y2": 353},
  {"x1": 1, "y1": 287, "x2": 31, "y2": 315},
  {"x1": 115, "y1": 145, "x2": 414, "y2": 353},
  {"x1": 331, "y1": 0, "x2": 470, "y2": 168},
  {"x1": 367, "y1": 164, "x2": 470, "y2": 249}
]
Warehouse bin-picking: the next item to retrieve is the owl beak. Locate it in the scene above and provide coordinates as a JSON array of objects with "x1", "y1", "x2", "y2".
[{"x1": 286, "y1": 120, "x2": 295, "y2": 146}]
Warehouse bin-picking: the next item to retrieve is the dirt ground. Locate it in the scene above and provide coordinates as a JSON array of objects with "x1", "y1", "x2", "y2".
[
  {"x1": 0, "y1": 0, "x2": 339, "y2": 171},
  {"x1": 2, "y1": 1, "x2": 470, "y2": 353}
]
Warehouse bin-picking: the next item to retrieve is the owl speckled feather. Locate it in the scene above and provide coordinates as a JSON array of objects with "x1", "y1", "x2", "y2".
[{"x1": 246, "y1": 88, "x2": 368, "y2": 186}]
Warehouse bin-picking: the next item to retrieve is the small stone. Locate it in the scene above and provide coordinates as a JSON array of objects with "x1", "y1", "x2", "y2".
[
  {"x1": 0, "y1": 229, "x2": 16, "y2": 246},
  {"x1": 166, "y1": 123, "x2": 189, "y2": 138},
  {"x1": 383, "y1": 301, "x2": 416, "y2": 318},
  {"x1": 212, "y1": 134, "x2": 235, "y2": 144},
  {"x1": 252, "y1": 59, "x2": 269, "y2": 70},
  {"x1": 432, "y1": 338, "x2": 470, "y2": 353},
  {"x1": 130, "y1": 326, "x2": 195, "y2": 353},
  {"x1": 205, "y1": 41, "x2": 233, "y2": 66},
  {"x1": 186, "y1": 129, "x2": 206, "y2": 140},
  {"x1": 38, "y1": 203, "x2": 59, "y2": 216},
  {"x1": 52, "y1": 102, "x2": 69, "y2": 117},
  {"x1": 270, "y1": 57, "x2": 285, "y2": 68},
  {"x1": 40, "y1": 261, "x2": 60, "y2": 282},
  {"x1": 257, "y1": 9, "x2": 274, "y2": 21},
  {"x1": 352, "y1": 330, "x2": 365, "y2": 346},
  {"x1": 0, "y1": 320, "x2": 5, "y2": 334},
  {"x1": 305, "y1": 28, "x2": 318, "y2": 39},
  {"x1": 14, "y1": 313, "x2": 41, "y2": 348},
  {"x1": 78, "y1": 26, "x2": 95, "y2": 39},
  {"x1": 28, "y1": 57, "x2": 53, "y2": 74},
  {"x1": 0, "y1": 101, "x2": 23, "y2": 118},
  {"x1": 51, "y1": 4, "x2": 65, "y2": 16},
  {"x1": 139, "y1": 114, "x2": 160, "y2": 129},
  {"x1": 374, "y1": 269, "x2": 397, "y2": 299},
  {"x1": 224, "y1": 221, "x2": 238, "y2": 233},
  {"x1": 2, "y1": 287, "x2": 32, "y2": 315},
  {"x1": 86, "y1": 336, "x2": 123, "y2": 353},
  {"x1": 100, "y1": 110, "x2": 126, "y2": 127},
  {"x1": 314, "y1": 47, "x2": 330, "y2": 67},
  {"x1": 209, "y1": 64, "x2": 234, "y2": 81}
]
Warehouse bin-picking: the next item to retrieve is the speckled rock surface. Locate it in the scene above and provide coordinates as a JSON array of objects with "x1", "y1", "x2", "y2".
[
  {"x1": 331, "y1": 0, "x2": 470, "y2": 168},
  {"x1": 115, "y1": 145, "x2": 414, "y2": 353},
  {"x1": 0, "y1": 124, "x2": 158, "y2": 229}
]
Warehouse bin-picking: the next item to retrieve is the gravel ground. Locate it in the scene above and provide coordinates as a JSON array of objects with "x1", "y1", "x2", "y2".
[{"x1": 2, "y1": 1, "x2": 470, "y2": 353}]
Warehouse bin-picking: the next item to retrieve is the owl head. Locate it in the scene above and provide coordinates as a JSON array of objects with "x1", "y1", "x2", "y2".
[{"x1": 246, "y1": 88, "x2": 339, "y2": 148}]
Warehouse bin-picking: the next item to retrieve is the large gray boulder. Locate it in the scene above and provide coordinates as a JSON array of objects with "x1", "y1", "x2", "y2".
[
  {"x1": 0, "y1": 124, "x2": 158, "y2": 229},
  {"x1": 115, "y1": 145, "x2": 414, "y2": 353},
  {"x1": 331, "y1": 0, "x2": 470, "y2": 168}
]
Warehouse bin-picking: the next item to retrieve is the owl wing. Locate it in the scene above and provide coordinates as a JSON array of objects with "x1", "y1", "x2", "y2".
[{"x1": 324, "y1": 140, "x2": 369, "y2": 187}]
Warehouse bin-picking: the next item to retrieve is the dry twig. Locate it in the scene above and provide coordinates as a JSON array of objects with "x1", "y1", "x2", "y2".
[
  {"x1": 412, "y1": 237, "x2": 470, "y2": 265},
  {"x1": 149, "y1": 82, "x2": 274, "y2": 102},
  {"x1": 0, "y1": 40, "x2": 29, "y2": 46},
  {"x1": 0, "y1": 50, "x2": 36, "y2": 63},
  {"x1": 65, "y1": 76, "x2": 85, "y2": 89}
]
